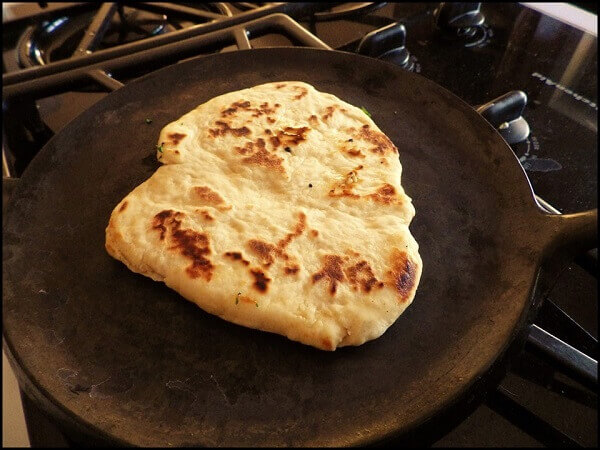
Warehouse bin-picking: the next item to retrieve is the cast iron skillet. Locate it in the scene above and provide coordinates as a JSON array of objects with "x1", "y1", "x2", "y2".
[{"x1": 3, "y1": 48, "x2": 597, "y2": 446}]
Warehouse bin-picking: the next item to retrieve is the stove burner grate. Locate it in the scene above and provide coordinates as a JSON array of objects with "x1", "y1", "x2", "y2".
[{"x1": 16, "y1": 3, "x2": 232, "y2": 71}]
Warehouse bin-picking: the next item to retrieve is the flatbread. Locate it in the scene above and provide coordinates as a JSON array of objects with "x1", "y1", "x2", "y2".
[{"x1": 105, "y1": 81, "x2": 422, "y2": 351}]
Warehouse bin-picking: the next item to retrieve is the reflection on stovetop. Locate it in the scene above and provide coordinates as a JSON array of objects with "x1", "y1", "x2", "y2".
[{"x1": 2, "y1": 2, "x2": 597, "y2": 448}]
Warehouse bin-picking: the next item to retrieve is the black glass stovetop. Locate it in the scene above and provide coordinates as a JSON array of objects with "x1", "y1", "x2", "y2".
[{"x1": 2, "y1": 2, "x2": 597, "y2": 447}]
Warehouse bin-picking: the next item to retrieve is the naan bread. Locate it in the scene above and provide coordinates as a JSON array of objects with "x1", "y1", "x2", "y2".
[{"x1": 105, "y1": 81, "x2": 422, "y2": 351}]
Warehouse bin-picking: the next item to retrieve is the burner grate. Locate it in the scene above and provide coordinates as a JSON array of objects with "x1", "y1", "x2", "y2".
[
  {"x1": 2, "y1": 2, "x2": 328, "y2": 94},
  {"x1": 4, "y1": 13, "x2": 330, "y2": 99}
]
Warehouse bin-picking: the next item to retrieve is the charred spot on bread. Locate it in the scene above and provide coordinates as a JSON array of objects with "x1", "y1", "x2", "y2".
[
  {"x1": 312, "y1": 255, "x2": 346, "y2": 295},
  {"x1": 284, "y1": 265, "x2": 300, "y2": 275},
  {"x1": 321, "y1": 106, "x2": 336, "y2": 121},
  {"x1": 246, "y1": 213, "x2": 306, "y2": 271},
  {"x1": 209, "y1": 120, "x2": 251, "y2": 138},
  {"x1": 152, "y1": 210, "x2": 213, "y2": 281},
  {"x1": 198, "y1": 209, "x2": 214, "y2": 221},
  {"x1": 292, "y1": 85, "x2": 308, "y2": 99},
  {"x1": 358, "y1": 126, "x2": 398, "y2": 154},
  {"x1": 224, "y1": 251, "x2": 250, "y2": 266},
  {"x1": 191, "y1": 186, "x2": 231, "y2": 210},
  {"x1": 388, "y1": 248, "x2": 417, "y2": 303},
  {"x1": 367, "y1": 184, "x2": 403, "y2": 205},
  {"x1": 247, "y1": 240, "x2": 276, "y2": 267},
  {"x1": 167, "y1": 132, "x2": 186, "y2": 145},
  {"x1": 277, "y1": 212, "x2": 306, "y2": 250},
  {"x1": 242, "y1": 146, "x2": 285, "y2": 173},
  {"x1": 344, "y1": 260, "x2": 381, "y2": 293},
  {"x1": 250, "y1": 268, "x2": 271, "y2": 293}
]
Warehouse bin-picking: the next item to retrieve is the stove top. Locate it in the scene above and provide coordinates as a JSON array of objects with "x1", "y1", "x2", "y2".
[{"x1": 2, "y1": 2, "x2": 597, "y2": 447}]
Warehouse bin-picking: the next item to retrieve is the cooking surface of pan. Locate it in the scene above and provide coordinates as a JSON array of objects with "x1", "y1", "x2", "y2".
[{"x1": 2, "y1": 48, "x2": 581, "y2": 446}]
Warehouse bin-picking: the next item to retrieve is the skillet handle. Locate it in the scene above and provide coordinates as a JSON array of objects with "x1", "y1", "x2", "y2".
[{"x1": 538, "y1": 209, "x2": 597, "y2": 257}]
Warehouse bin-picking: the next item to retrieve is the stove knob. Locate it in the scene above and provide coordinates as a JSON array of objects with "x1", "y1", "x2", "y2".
[
  {"x1": 357, "y1": 22, "x2": 413, "y2": 70},
  {"x1": 476, "y1": 91, "x2": 530, "y2": 144},
  {"x1": 435, "y1": 2, "x2": 485, "y2": 36}
]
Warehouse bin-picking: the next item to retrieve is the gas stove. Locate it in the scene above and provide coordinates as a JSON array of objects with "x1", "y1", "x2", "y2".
[{"x1": 2, "y1": 3, "x2": 597, "y2": 447}]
